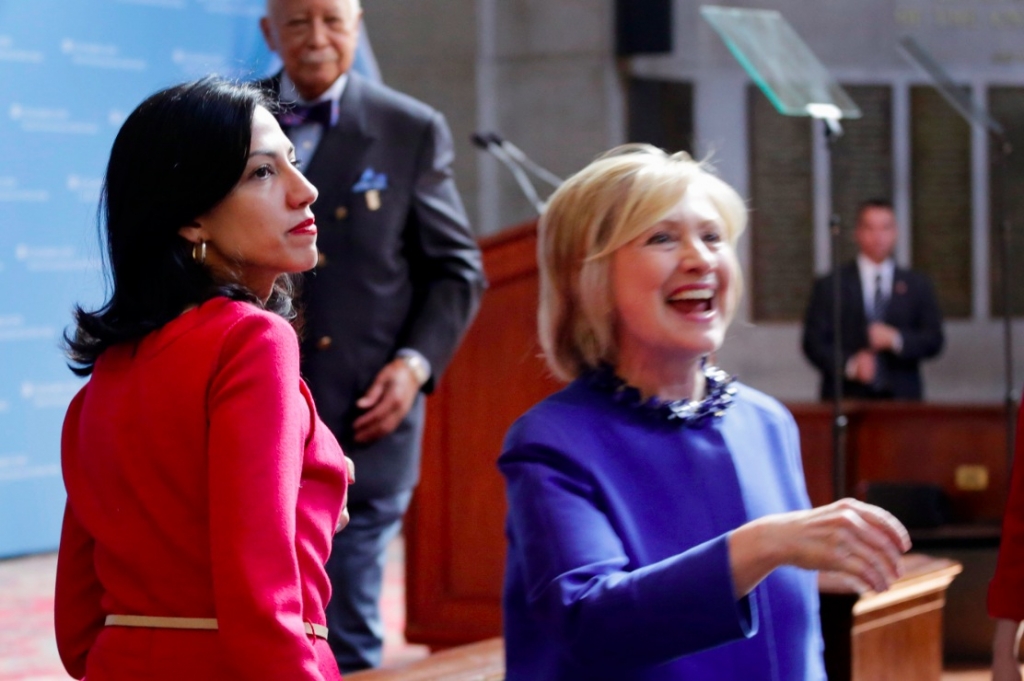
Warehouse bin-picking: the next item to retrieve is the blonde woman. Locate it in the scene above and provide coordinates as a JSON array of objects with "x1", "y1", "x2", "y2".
[{"x1": 499, "y1": 145, "x2": 911, "y2": 680}]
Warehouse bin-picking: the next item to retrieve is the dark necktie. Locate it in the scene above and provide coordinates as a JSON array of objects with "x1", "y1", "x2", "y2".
[
  {"x1": 277, "y1": 100, "x2": 333, "y2": 131},
  {"x1": 872, "y1": 273, "x2": 887, "y2": 322}
]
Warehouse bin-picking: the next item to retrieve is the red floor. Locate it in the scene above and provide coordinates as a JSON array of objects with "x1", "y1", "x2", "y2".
[
  {"x1": 0, "y1": 538, "x2": 428, "y2": 680},
  {"x1": 0, "y1": 542, "x2": 996, "y2": 680}
]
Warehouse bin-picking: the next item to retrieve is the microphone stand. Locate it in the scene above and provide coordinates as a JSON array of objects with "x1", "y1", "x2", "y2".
[
  {"x1": 472, "y1": 132, "x2": 565, "y2": 215},
  {"x1": 486, "y1": 133, "x2": 564, "y2": 188},
  {"x1": 471, "y1": 133, "x2": 545, "y2": 214},
  {"x1": 997, "y1": 137, "x2": 1017, "y2": 475}
]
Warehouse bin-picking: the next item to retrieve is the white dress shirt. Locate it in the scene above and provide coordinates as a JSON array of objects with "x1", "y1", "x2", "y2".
[
  {"x1": 855, "y1": 254, "x2": 902, "y2": 354},
  {"x1": 856, "y1": 254, "x2": 895, "y2": 320}
]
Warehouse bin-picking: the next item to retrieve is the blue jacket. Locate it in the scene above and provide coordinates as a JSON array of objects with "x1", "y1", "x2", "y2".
[{"x1": 499, "y1": 376, "x2": 825, "y2": 680}]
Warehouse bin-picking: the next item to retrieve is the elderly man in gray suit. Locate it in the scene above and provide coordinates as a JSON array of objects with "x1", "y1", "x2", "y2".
[{"x1": 259, "y1": 0, "x2": 485, "y2": 671}]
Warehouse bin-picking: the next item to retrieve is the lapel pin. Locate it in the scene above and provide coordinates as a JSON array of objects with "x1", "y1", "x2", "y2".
[
  {"x1": 352, "y1": 168, "x2": 388, "y2": 212},
  {"x1": 366, "y1": 189, "x2": 381, "y2": 211}
]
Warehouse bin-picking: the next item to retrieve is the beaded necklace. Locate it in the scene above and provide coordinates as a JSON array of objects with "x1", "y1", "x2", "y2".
[{"x1": 588, "y1": 361, "x2": 737, "y2": 426}]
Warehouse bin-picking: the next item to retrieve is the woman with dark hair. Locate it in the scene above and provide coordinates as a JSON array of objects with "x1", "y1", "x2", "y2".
[
  {"x1": 55, "y1": 77, "x2": 349, "y2": 680},
  {"x1": 499, "y1": 145, "x2": 911, "y2": 680}
]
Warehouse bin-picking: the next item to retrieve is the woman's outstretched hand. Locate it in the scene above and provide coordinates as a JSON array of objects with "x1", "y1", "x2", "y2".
[{"x1": 729, "y1": 498, "x2": 911, "y2": 598}]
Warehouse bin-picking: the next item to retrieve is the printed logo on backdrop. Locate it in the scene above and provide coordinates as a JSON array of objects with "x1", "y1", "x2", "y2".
[
  {"x1": 0, "y1": 36, "x2": 44, "y2": 64},
  {"x1": 0, "y1": 177, "x2": 49, "y2": 203},
  {"x1": 115, "y1": 0, "x2": 186, "y2": 8},
  {"x1": 14, "y1": 244, "x2": 98, "y2": 272},
  {"x1": 67, "y1": 175, "x2": 103, "y2": 204},
  {"x1": 172, "y1": 48, "x2": 228, "y2": 77},
  {"x1": 0, "y1": 454, "x2": 60, "y2": 483},
  {"x1": 8, "y1": 104, "x2": 98, "y2": 135},
  {"x1": 0, "y1": 0, "x2": 277, "y2": 557},
  {"x1": 108, "y1": 109, "x2": 128, "y2": 127},
  {"x1": 21, "y1": 381, "x2": 81, "y2": 409},
  {"x1": 0, "y1": 315, "x2": 56, "y2": 343},
  {"x1": 61, "y1": 39, "x2": 147, "y2": 71},
  {"x1": 198, "y1": 0, "x2": 264, "y2": 17}
]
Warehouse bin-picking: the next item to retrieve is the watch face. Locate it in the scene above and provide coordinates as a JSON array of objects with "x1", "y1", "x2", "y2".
[{"x1": 403, "y1": 355, "x2": 428, "y2": 386}]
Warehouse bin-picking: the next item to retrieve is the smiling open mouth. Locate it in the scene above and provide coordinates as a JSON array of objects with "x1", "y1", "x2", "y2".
[{"x1": 667, "y1": 289, "x2": 715, "y2": 314}]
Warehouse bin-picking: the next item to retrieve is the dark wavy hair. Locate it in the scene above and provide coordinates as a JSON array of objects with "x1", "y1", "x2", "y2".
[{"x1": 66, "y1": 76, "x2": 297, "y2": 376}]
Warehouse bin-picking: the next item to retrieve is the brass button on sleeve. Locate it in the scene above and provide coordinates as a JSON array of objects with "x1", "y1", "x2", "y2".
[
  {"x1": 316, "y1": 336, "x2": 333, "y2": 350},
  {"x1": 316, "y1": 251, "x2": 328, "y2": 268},
  {"x1": 334, "y1": 206, "x2": 348, "y2": 220}
]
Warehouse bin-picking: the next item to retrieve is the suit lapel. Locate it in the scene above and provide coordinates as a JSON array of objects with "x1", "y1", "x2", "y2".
[
  {"x1": 842, "y1": 262, "x2": 867, "y2": 326},
  {"x1": 885, "y1": 268, "x2": 911, "y2": 324}
]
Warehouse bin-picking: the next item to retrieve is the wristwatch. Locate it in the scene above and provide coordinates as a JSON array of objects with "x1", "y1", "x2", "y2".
[{"x1": 399, "y1": 351, "x2": 430, "y2": 387}]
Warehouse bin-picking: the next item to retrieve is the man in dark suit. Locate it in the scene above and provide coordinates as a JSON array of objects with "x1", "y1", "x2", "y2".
[
  {"x1": 802, "y1": 199, "x2": 944, "y2": 400},
  {"x1": 259, "y1": 0, "x2": 485, "y2": 671}
]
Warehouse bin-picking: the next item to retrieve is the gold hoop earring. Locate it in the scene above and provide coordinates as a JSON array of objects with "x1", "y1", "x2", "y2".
[{"x1": 192, "y1": 240, "x2": 207, "y2": 265}]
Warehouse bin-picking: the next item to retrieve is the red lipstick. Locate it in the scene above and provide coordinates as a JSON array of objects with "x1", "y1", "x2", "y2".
[{"x1": 289, "y1": 217, "x2": 317, "y2": 235}]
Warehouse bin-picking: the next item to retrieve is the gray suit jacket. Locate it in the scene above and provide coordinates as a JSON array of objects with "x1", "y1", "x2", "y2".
[{"x1": 260, "y1": 73, "x2": 485, "y2": 501}]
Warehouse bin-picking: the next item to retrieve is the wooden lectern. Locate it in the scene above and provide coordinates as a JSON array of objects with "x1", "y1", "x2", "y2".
[
  {"x1": 820, "y1": 555, "x2": 962, "y2": 681},
  {"x1": 405, "y1": 221, "x2": 555, "y2": 647}
]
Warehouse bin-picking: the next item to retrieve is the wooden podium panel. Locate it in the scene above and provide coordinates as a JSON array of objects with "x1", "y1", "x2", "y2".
[
  {"x1": 406, "y1": 220, "x2": 1001, "y2": 655},
  {"x1": 789, "y1": 402, "x2": 1009, "y2": 522},
  {"x1": 406, "y1": 222, "x2": 561, "y2": 646},
  {"x1": 820, "y1": 555, "x2": 962, "y2": 681}
]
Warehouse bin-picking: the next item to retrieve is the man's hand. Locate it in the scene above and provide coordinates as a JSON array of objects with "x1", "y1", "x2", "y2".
[
  {"x1": 847, "y1": 349, "x2": 877, "y2": 385},
  {"x1": 868, "y1": 322, "x2": 900, "y2": 352},
  {"x1": 352, "y1": 359, "x2": 422, "y2": 444}
]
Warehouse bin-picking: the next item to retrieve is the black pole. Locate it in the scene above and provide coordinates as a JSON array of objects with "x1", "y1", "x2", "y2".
[
  {"x1": 998, "y1": 137, "x2": 1017, "y2": 477},
  {"x1": 825, "y1": 121, "x2": 848, "y2": 501}
]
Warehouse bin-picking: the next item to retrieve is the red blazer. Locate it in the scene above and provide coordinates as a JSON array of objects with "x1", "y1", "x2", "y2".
[
  {"x1": 55, "y1": 298, "x2": 347, "y2": 680},
  {"x1": 990, "y1": 398, "x2": 1024, "y2": 621}
]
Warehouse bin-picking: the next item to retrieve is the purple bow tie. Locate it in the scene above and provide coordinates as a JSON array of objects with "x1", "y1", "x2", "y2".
[{"x1": 278, "y1": 100, "x2": 333, "y2": 130}]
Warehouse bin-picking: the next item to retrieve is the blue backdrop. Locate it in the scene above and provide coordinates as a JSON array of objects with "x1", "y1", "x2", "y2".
[{"x1": 0, "y1": 0, "x2": 280, "y2": 558}]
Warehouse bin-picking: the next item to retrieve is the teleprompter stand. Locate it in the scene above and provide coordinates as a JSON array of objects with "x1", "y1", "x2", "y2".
[
  {"x1": 898, "y1": 35, "x2": 1017, "y2": 475},
  {"x1": 702, "y1": 5, "x2": 862, "y2": 500}
]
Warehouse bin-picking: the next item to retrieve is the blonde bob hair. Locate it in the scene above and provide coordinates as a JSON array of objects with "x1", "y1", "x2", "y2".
[{"x1": 537, "y1": 144, "x2": 748, "y2": 382}]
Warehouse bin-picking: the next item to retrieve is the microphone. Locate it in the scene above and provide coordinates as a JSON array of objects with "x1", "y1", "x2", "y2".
[
  {"x1": 471, "y1": 132, "x2": 545, "y2": 214},
  {"x1": 485, "y1": 133, "x2": 563, "y2": 188}
]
